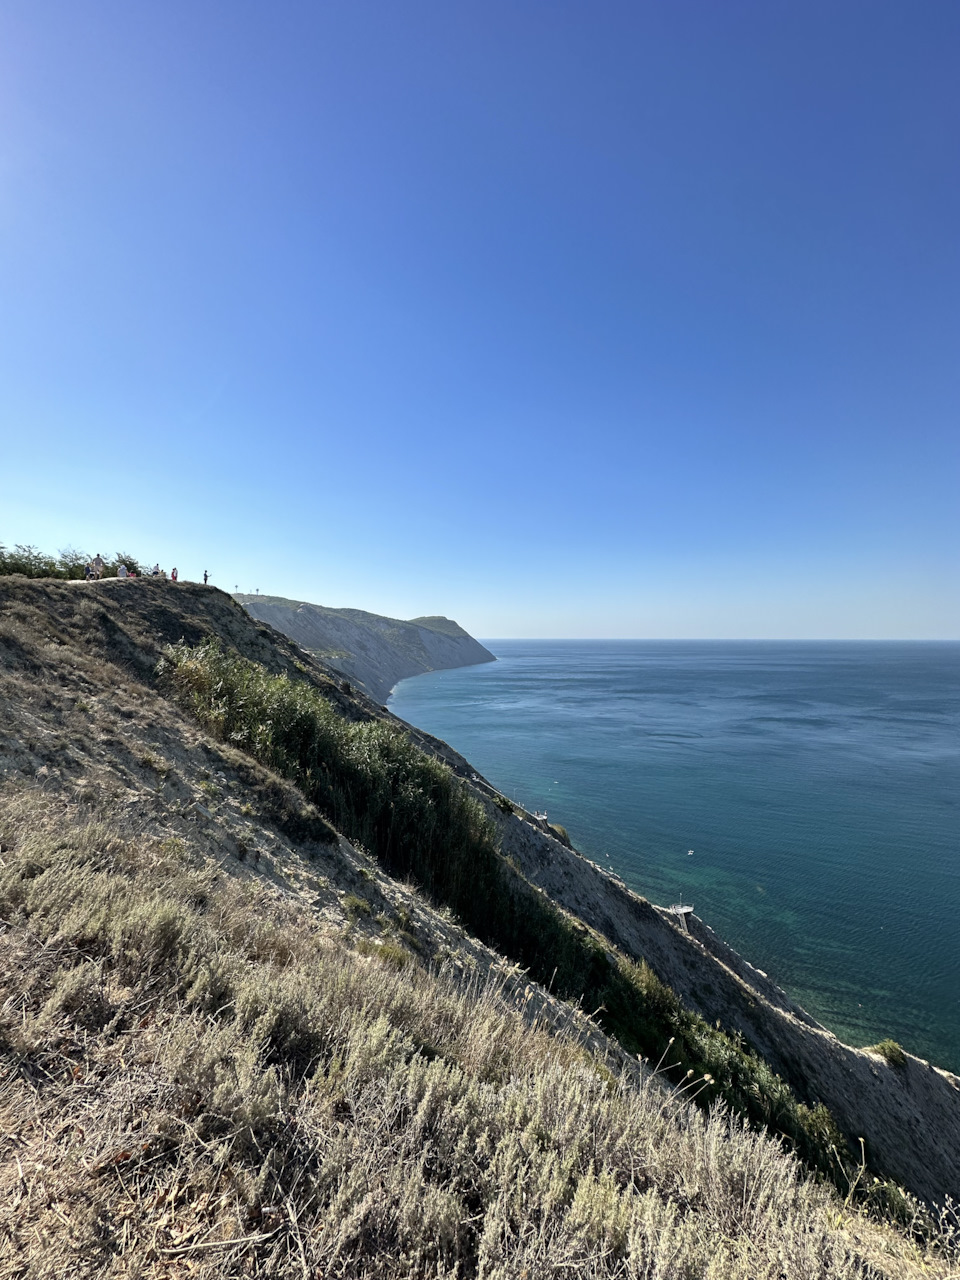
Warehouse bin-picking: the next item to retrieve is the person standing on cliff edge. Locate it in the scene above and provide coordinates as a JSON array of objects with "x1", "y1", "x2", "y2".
[{"x1": 203, "y1": 569, "x2": 208, "y2": 584}]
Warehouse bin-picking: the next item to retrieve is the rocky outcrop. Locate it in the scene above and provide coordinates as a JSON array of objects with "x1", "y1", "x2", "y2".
[{"x1": 236, "y1": 595, "x2": 495, "y2": 702}]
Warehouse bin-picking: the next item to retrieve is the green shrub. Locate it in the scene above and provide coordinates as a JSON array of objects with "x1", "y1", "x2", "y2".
[
  {"x1": 55, "y1": 546, "x2": 93, "y2": 578},
  {"x1": 0, "y1": 541, "x2": 146, "y2": 579},
  {"x1": 872, "y1": 1038, "x2": 908, "y2": 1069},
  {"x1": 111, "y1": 551, "x2": 144, "y2": 576},
  {"x1": 0, "y1": 543, "x2": 60, "y2": 577},
  {"x1": 376, "y1": 940, "x2": 412, "y2": 969},
  {"x1": 344, "y1": 893, "x2": 372, "y2": 920},
  {"x1": 159, "y1": 639, "x2": 500, "y2": 930}
]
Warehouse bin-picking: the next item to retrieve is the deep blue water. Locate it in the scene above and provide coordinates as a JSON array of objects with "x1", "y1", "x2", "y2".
[{"x1": 389, "y1": 641, "x2": 960, "y2": 1072}]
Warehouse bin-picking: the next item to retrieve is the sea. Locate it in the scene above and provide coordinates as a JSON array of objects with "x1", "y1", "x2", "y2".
[{"x1": 388, "y1": 640, "x2": 960, "y2": 1074}]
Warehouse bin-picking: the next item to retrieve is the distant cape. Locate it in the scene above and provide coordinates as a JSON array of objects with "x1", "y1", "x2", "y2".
[{"x1": 235, "y1": 594, "x2": 495, "y2": 703}]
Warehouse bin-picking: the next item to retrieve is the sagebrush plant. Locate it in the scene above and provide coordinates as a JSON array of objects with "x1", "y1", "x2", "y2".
[
  {"x1": 160, "y1": 640, "x2": 864, "y2": 1191},
  {"x1": 1, "y1": 793, "x2": 955, "y2": 1278}
]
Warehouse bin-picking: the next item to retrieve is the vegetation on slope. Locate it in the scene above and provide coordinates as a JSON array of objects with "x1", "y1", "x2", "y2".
[
  {"x1": 0, "y1": 542, "x2": 144, "y2": 579},
  {"x1": 0, "y1": 577, "x2": 956, "y2": 1274},
  {"x1": 159, "y1": 640, "x2": 857, "y2": 1191},
  {"x1": 1, "y1": 790, "x2": 954, "y2": 1279}
]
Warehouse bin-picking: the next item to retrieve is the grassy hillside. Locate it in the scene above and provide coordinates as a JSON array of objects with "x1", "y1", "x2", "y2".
[
  {"x1": 158, "y1": 638, "x2": 850, "y2": 1186},
  {"x1": 8, "y1": 790, "x2": 953, "y2": 1280},
  {"x1": 0, "y1": 576, "x2": 957, "y2": 1277}
]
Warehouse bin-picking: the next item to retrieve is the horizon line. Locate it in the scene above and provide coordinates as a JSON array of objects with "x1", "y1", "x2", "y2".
[{"x1": 473, "y1": 636, "x2": 960, "y2": 643}]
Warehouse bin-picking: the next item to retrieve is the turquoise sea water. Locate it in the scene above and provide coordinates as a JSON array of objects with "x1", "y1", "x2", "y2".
[{"x1": 388, "y1": 641, "x2": 960, "y2": 1073}]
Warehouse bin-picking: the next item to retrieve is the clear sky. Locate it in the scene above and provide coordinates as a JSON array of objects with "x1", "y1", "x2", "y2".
[{"x1": 1, "y1": 1, "x2": 957, "y2": 637}]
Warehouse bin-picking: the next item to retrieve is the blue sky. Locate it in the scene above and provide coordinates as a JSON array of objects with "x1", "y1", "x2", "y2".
[{"x1": 1, "y1": 1, "x2": 957, "y2": 637}]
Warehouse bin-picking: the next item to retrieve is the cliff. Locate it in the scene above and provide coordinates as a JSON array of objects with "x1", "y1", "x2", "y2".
[
  {"x1": 235, "y1": 593, "x2": 495, "y2": 702},
  {"x1": 0, "y1": 576, "x2": 957, "y2": 1277}
]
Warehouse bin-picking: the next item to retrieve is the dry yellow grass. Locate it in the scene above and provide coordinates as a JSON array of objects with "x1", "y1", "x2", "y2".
[{"x1": 1, "y1": 790, "x2": 956, "y2": 1280}]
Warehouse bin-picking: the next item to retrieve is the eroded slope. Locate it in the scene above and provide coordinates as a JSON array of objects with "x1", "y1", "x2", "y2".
[{"x1": 1, "y1": 575, "x2": 958, "y2": 1235}]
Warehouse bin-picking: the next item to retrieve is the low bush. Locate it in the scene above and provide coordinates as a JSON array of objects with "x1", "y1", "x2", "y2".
[
  {"x1": 0, "y1": 543, "x2": 62, "y2": 577},
  {"x1": 343, "y1": 893, "x2": 372, "y2": 919},
  {"x1": 872, "y1": 1038, "x2": 908, "y2": 1069},
  {"x1": 0, "y1": 541, "x2": 145, "y2": 579}
]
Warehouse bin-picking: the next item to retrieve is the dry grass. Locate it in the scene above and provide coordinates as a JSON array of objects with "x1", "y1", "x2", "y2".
[
  {"x1": 1, "y1": 575, "x2": 958, "y2": 1274},
  {"x1": 157, "y1": 641, "x2": 880, "y2": 1192},
  {"x1": 1, "y1": 790, "x2": 956, "y2": 1279}
]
